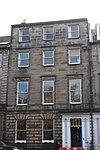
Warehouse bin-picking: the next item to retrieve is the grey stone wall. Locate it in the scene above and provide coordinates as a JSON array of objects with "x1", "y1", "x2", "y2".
[
  {"x1": 0, "y1": 48, "x2": 9, "y2": 140},
  {"x1": 91, "y1": 43, "x2": 100, "y2": 109},
  {"x1": 11, "y1": 19, "x2": 88, "y2": 49},
  {"x1": 6, "y1": 112, "x2": 62, "y2": 149},
  {"x1": 0, "y1": 50, "x2": 8, "y2": 104}
]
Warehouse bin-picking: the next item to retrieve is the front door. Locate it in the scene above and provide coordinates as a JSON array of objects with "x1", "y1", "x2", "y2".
[{"x1": 71, "y1": 118, "x2": 82, "y2": 147}]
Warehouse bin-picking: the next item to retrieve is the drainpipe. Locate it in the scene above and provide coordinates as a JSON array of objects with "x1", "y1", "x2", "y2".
[
  {"x1": 88, "y1": 43, "x2": 94, "y2": 150},
  {"x1": 89, "y1": 48, "x2": 94, "y2": 150},
  {"x1": 88, "y1": 23, "x2": 94, "y2": 150}
]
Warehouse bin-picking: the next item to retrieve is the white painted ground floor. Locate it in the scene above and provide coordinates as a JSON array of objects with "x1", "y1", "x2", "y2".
[{"x1": 62, "y1": 113, "x2": 100, "y2": 150}]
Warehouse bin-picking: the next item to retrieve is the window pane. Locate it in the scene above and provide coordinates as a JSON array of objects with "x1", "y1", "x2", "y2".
[
  {"x1": 69, "y1": 79, "x2": 81, "y2": 103},
  {"x1": 17, "y1": 131, "x2": 26, "y2": 140},
  {"x1": 18, "y1": 93, "x2": 28, "y2": 104},
  {"x1": 19, "y1": 29, "x2": 29, "y2": 42},
  {"x1": 44, "y1": 131, "x2": 53, "y2": 140},
  {"x1": 20, "y1": 53, "x2": 29, "y2": 59},
  {"x1": 22, "y1": 36, "x2": 29, "y2": 42},
  {"x1": 17, "y1": 119, "x2": 26, "y2": 140},
  {"x1": 69, "y1": 49, "x2": 80, "y2": 64},
  {"x1": 17, "y1": 120, "x2": 26, "y2": 129},
  {"x1": 44, "y1": 92, "x2": 53, "y2": 103},
  {"x1": 71, "y1": 32, "x2": 78, "y2": 38},
  {"x1": 71, "y1": 83, "x2": 78, "y2": 91},
  {"x1": 71, "y1": 91, "x2": 80, "y2": 102},
  {"x1": 70, "y1": 80, "x2": 80, "y2": 91},
  {"x1": 43, "y1": 27, "x2": 54, "y2": 40},
  {"x1": 70, "y1": 56, "x2": 79, "y2": 63},
  {"x1": 44, "y1": 34, "x2": 53, "y2": 40},
  {"x1": 17, "y1": 82, "x2": 28, "y2": 104},
  {"x1": 22, "y1": 30, "x2": 29, "y2": 35},
  {"x1": 71, "y1": 25, "x2": 78, "y2": 31},
  {"x1": 71, "y1": 119, "x2": 81, "y2": 126},
  {"x1": 20, "y1": 60, "x2": 29, "y2": 66},
  {"x1": 44, "y1": 81, "x2": 53, "y2": 92},
  {"x1": 70, "y1": 50, "x2": 79, "y2": 56},
  {"x1": 43, "y1": 81, "x2": 54, "y2": 104},
  {"x1": 19, "y1": 53, "x2": 29, "y2": 67},
  {"x1": 68, "y1": 25, "x2": 79, "y2": 38},
  {"x1": 44, "y1": 58, "x2": 53, "y2": 65},
  {"x1": 44, "y1": 28, "x2": 53, "y2": 34},
  {"x1": 43, "y1": 119, "x2": 53, "y2": 140},
  {"x1": 44, "y1": 119, "x2": 53, "y2": 129},
  {"x1": 44, "y1": 51, "x2": 53, "y2": 57},
  {"x1": 43, "y1": 51, "x2": 54, "y2": 65},
  {"x1": 18, "y1": 82, "x2": 28, "y2": 92}
]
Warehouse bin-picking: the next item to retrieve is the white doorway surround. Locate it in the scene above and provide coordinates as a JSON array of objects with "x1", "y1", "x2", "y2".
[
  {"x1": 62, "y1": 114, "x2": 91, "y2": 149},
  {"x1": 93, "y1": 114, "x2": 100, "y2": 150}
]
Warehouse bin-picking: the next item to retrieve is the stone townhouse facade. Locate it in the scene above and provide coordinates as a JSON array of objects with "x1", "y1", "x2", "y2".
[
  {"x1": 89, "y1": 24, "x2": 100, "y2": 150},
  {"x1": 0, "y1": 36, "x2": 10, "y2": 140},
  {"x1": 5, "y1": 18, "x2": 93, "y2": 150}
]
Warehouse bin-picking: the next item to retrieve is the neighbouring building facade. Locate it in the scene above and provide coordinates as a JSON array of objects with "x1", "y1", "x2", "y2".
[
  {"x1": 5, "y1": 18, "x2": 92, "y2": 150},
  {"x1": 89, "y1": 24, "x2": 100, "y2": 150},
  {"x1": 0, "y1": 36, "x2": 10, "y2": 140}
]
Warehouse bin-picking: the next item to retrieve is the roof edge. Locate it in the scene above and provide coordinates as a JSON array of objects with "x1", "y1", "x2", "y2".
[{"x1": 11, "y1": 18, "x2": 88, "y2": 28}]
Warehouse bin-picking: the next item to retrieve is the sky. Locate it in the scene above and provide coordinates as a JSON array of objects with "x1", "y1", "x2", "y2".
[{"x1": 0, "y1": 0, "x2": 100, "y2": 36}]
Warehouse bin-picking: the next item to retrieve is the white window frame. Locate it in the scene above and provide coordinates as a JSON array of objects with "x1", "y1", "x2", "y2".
[
  {"x1": 19, "y1": 29, "x2": 30, "y2": 42},
  {"x1": 42, "y1": 119, "x2": 54, "y2": 143},
  {"x1": 42, "y1": 80, "x2": 54, "y2": 105},
  {"x1": 18, "y1": 52, "x2": 29, "y2": 67},
  {"x1": 15, "y1": 119, "x2": 26, "y2": 143},
  {"x1": 96, "y1": 24, "x2": 100, "y2": 40},
  {"x1": 17, "y1": 81, "x2": 28, "y2": 105},
  {"x1": 43, "y1": 51, "x2": 54, "y2": 66},
  {"x1": 0, "y1": 54, "x2": 2, "y2": 67},
  {"x1": 68, "y1": 49, "x2": 80, "y2": 64},
  {"x1": 98, "y1": 47, "x2": 100, "y2": 62},
  {"x1": 69, "y1": 79, "x2": 82, "y2": 104},
  {"x1": 43, "y1": 27, "x2": 54, "y2": 40},
  {"x1": 68, "y1": 25, "x2": 79, "y2": 38}
]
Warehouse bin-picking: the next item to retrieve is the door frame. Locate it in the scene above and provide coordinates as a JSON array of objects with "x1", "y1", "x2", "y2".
[
  {"x1": 62, "y1": 114, "x2": 91, "y2": 149},
  {"x1": 70, "y1": 119, "x2": 82, "y2": 147}
]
